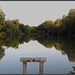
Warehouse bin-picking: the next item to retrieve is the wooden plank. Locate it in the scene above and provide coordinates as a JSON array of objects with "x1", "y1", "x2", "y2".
[{"x1": 20, "y1": 57, "x2": 47, "y2": 62}]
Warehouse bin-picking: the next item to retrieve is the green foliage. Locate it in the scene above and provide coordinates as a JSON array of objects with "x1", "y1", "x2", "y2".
[
  {"x1": 68, "y1": 8, "x2": 75, "y2": 15},
  {"x1": 7, "y1": 19, "x2": 19, "y2": 27},
  {"x1": 19, "y1": 24, "x2": 31, "y2": 36},
  {"x1": 19, "y1": 23, "x2": 25, "y2": 33},
  {"x1": 39, "y1": 20, "x2": 55, "y2": 29},
  {"x1": 54, "y1": 18, "x2": 62, "y2": 27},
  {"x1": 61, "y1": 14, "x2": 75, "y2": 37},
  {"x1": 0, "y1": 9, "x2": 5, "y2": 25},
  {"x1": 0, "y1": 47, "x2": 5, "y2": 60},
  {"x1": 24, "y1": 25, "x2": 31, "y2": 36},
  {"x1": 3, "y1": 21, "x2": 21, "y2": 36}
]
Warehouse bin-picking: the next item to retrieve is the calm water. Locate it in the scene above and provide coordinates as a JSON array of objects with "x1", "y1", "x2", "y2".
[{"x1": 0, "y1": 40, "x2": 75, "y2": 74}]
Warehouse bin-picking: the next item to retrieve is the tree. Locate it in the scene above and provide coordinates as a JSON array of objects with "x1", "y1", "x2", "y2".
[
  {"x1": 3, "y1": 21, "x2": 21, "y2": 37},
  {"x1": 55, "y1": 18, "x2": 62, "y2": 27},
  {"x1": 0, "y1": 9, "x2": 5, "y2": 25},
  {"x1": 68, "y1": 9, "x2": 75, "y2": 15}
]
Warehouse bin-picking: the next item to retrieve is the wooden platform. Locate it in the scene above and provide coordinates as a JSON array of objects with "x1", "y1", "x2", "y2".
[
  {"x1": 20, "y1": 57, "x2": 46, "y2": 62},
  {"x1": 20, "y1": 57, "x2": 47, "y2": 74}
]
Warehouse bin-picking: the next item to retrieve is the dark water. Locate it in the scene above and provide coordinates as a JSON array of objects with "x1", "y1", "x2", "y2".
[{"x1": 0, "y1": 36, "x2": 75, "y2": 74}]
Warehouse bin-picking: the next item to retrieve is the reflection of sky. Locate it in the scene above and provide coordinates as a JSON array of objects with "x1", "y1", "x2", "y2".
[
  {"x1": 0, "y1": 1, "x2": 75, "y2": 26},
  {"x1": 0, "y1": 41, "x2": 75, "y2": 74}
]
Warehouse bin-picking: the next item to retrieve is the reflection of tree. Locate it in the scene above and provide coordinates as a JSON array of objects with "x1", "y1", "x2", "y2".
[
  {"x1": 0, "y1": 33, "x2": 31, "y2": 60},
  {"x1": 0, "y1": 47, "x2": 5, "y2": 60},
  {"x1": 1, "y1": 25, "x2": 75, "y2": 63},
  {"x1": 1, "y1": 33, "x2": 75, "y2": 62},
  {"x1": 69, "y1": 66, "x2": 75, "y2": 74},
  {"x1": 60, "y1": 39, "x2": 75, "y2": 62},
  {"x1": 32, "y1": 34, "x2": 75, "y2": 62},
  {"x1": 0, "y1": 33, "x2": 31, "y2": 48}
]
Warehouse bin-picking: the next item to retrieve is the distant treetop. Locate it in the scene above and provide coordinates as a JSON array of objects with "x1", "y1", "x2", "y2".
[{"x1": 68, "y1": 8, "x2": 75, "y2": 15}]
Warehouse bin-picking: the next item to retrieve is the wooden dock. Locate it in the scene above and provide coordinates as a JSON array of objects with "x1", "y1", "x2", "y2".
[{"x1": 20, "y1": 57, "x2": 47, "y2": 74}]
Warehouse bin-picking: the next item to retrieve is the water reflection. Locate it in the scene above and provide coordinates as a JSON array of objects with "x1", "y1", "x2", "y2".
[
  {"x1": 69, "y1": 66, "x2": 75, "y2": 74},
  {"x1": 32, "y1": 35, "x2": 75, "y2": 62},
  {"x1": 0, "y1": 47, "x2": 5, "y2": 60},
  {"x1": 0, "y1": 34, "x2": 75, "y2": 63},
  {"x1": 0, "y1": 34, "x2": 75, "y2": 74}
]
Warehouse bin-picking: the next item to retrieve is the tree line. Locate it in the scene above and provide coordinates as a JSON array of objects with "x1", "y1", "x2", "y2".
[
  {"x1": 31, "y1": 9, "x2": 75, "y2": 38},
  {"x1": 0, "y1": 8, "x2": 75, "y2": 39},
  {"x1": 0, "y1": 8, "x2": 75, "y2": 61}
]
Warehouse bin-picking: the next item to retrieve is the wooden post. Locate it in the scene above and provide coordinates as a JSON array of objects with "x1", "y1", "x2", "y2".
[
  {"x1": 39, "y1": 62, "x2": 44, "y2": 74},
  {"x1": 23, "y1": 62, "x2": 27, "y2": 74}
]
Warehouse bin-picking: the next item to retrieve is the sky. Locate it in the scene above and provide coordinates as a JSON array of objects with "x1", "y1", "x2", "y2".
[{"x1": 0, "y1": 1, "x2": 75, "y2": 26}]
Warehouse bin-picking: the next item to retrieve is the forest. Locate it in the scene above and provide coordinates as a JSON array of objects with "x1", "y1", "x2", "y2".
[
  {"x1": 0, "y1": 8, "x2": 75, "y2": 40},
  {"x1": 0, "y1": 8, "x2": 75, "y2": 63}
]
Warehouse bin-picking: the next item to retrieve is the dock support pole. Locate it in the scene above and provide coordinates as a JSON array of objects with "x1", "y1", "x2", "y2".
[
  {"x1": 39, "y1": 62, "x2": 44, "y2": 74},
  {"x1": 23, "y1": 62, "x2": 27, "y2": 74}
]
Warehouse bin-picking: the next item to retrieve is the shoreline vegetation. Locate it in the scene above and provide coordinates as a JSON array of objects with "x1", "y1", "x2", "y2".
[{"x1": 0, "y1": 8, "x2": 75, "y2": 63}]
